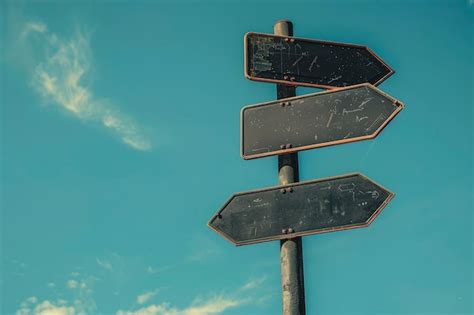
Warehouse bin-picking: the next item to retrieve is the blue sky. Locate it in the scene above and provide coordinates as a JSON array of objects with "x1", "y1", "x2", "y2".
[{"x1": 0, "y1": 1, "x2": 472, "y2": 314}]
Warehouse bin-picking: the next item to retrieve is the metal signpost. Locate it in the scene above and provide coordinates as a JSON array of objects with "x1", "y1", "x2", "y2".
[{"x1": 208, "y1": 20, "x2": 404, "y2": 315}]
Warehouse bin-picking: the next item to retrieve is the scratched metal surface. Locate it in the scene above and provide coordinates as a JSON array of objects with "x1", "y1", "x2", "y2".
[
  {"x1": 246, "y1": 33, "x2": 393, "y2": 88},
  {"x1": 242, "y1": 84, "x2": 402, "y2": 159},
  {"x1": 209, "y1": 174, "x2": 393, "y2": 245}
]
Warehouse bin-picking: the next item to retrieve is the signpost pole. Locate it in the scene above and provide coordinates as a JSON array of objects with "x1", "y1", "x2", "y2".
[{"x1": 274, "y1": 20, "x2": 306, "y2": 315}]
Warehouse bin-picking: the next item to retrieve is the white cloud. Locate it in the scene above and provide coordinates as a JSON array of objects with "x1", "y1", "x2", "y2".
[
  {"x1": 21, "y1": 21, "x2": 47, "y2": 38},
  {"x1": 181, "y1": 297, "x2": 240, "y2": 315},
  {"x1": 117, "y1": 296, "x2": 241, "y2": 315},
  {"x1": 16, "y1": 299, "x2": 74, "y2": 315},
  {"x1": 147, "y1": 265, "x2": 173, "y2": 275},
  {"x1": 117, "y1": 279, "x2": 267, "y2": 315},
  {"x1": 187, "y1": 248, "x2": 217, "y2": 263},
  {"x1": 22, "y1": 21, "x2": 151, "y2": 150},
  {"x1": 117, "y1": 304, "x2": 171, "y2": 315},
  {"x1": 47, "y1": 282, "x2": 56, "y2": 288},
  {"x1": 137, "y1": 290, "x2": 159, "y2": 305},
  {"x1": 16, "y1": 299, "x2": 79, "y2": 315},
  {"x1": 240, "y1": 276, "x2": 266, "y2": 291},
  {"x1": 16, "y1": 274, "x2": 97, "y2": 315},
  {"x1": 16, "y1": 267, "x2": 268, "y2": 315},
  {"x1": 15, "y1": 308, "x2": 30, "y2": 315},
  {"x1": 67, "y1": 279, "x2": 78, "y2": 289},
  {"x1": 35, "y1": 301, "x2": 75, "y2": 315},
  {"x1": 96, "y1": 257, "x2": 113, "y2": 271}
]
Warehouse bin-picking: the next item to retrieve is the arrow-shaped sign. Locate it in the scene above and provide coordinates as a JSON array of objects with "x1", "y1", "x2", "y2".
[
  {"x1": 245, "y1": 32, "x2": 394, "y2": 89},
  {"x1": 241, "y1": 83, "x2": 403, "y2": 160},
  {"x1": 208, "y1": 173, "x2": 393, "y2": 246}
]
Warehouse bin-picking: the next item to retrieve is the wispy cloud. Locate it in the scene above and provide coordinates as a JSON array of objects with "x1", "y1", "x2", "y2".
[
  {"x1": 187, "y1": 248, "x2": 218, "y2": 263},
  {"x1": 20, "y1": 21, "x2": 151, "y2": 150},
  {"x1": 17, "y1": 287, "x2": 250, "y2": 315},
  {"x1": 147, "y1": 265, "x2": 173, "y2": 275},
  {"x1": 117, "y1": 296, "x2": 242, "y2": 315},
  {"x1": 66, "y1": 279, "x2": 78, "y2": 289},
  {"x1": 21, "y1": 21, "x2": 47, "y2": 38},
  {"x1": 17, "y1": 299, "x2": 76, "y2": 315},
  {"x1": 137, "y1": 289, "x2": 160, "y2": 305},
  {"x1": 15, "y1": 259, "x2": 271, "y2": 315},
  {"x1": 96, "y1": 257, "x2": 114, "y2": 271},
  {"x1": 240, "y1": 276, "x2": 267, "y2": 291},
  {"x1": 16, "y1": 274, "x2": 97, "y2": 315},
  {"x1": 116, "y1": 304, "x2": 170, "y2": 315},
  {"x1": 34, "y1": 301, "x2": 75, "y2": 315},
  {"x1": 181, "y1": 297, "x2": 241, "y2": 315},
  {"x1": 117, "y1": 279, "x2": 268, "y2": 315},
  {"x1": 186, "y1": 234, "x2": 221, "y2": 263}
]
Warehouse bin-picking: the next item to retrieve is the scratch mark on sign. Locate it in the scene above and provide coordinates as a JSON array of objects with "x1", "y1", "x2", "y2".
[
  {"x1": 343, "y1": 107, "x2": 363, "y2": 115},
  {"x1": 360, "y1": 97, "x2": 373, "y2": 107},
  {"x1": 356, "y1": 115, "x2": 369, "y2": 122},
  {"x1": 292, "y1": 55, "x2": 304, "y2": 68},
  {"x1": 254, "y1": 202, "x2": 270, "y2": 208},
  {"x1": 338, "y1": 183, "x2": 356, "y2": 192},
  {"x1": 327, "y1": 75, "x2": 342, "y2": 84},
  {"x1": 338, "y1": 183, "x2": 357, "y2": 200},
  {"x1": 326, "y1": 112, "x2": 334, "y2": 128},
  {"x1": 366, "y1": 190, "x2": 380, "y2": 199},
  {"x1": 365, "y1": 113, "x2": 385, "y2": 132},
  {"x1": 309, "y1": 56, "x2": 318, "y2": 72},
  {"x1": 342, "y1": 97, "x2": 373, "y2": 115}
]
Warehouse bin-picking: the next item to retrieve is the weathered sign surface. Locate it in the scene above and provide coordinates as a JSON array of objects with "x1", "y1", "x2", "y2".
[
  {"x1": 208, "y1": 173, "x2": 393, "y2": 246},
  {"x1": 245, "y1": 32, "x2": 394, "y2": 89},
  {"x1": 241, "y1": 83, "x2": 404, "y2": 159}
]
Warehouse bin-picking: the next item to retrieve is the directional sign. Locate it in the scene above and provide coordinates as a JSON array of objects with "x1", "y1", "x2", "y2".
[
  {"x1": 241, "y1": 83, "x2": 404, "y2": 159},
  {"x1": 208, "y1": 173, "x2": 393, "y2": 246},
  {"x1": 245, "y1": 32, "x2": 394, "y2": 89}
]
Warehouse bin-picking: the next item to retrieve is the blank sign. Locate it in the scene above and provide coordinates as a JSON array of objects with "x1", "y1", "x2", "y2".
[
  {"x1": 245, "y1": 32, "x2": 394, "y2": 89},
  {"x1": 208, "y1": 173, "x2": 393, "y2": 246},
  {"x1": 241, "y1": 84, "x2": 404, "y2": 159}
]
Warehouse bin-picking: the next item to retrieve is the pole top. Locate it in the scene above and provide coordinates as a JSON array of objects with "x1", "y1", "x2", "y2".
[{"x1": 274, "y1": 20, "x2": 293, "y2": 36}]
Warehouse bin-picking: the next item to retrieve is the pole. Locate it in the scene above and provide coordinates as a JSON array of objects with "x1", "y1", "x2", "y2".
[{"x1": 275, "y1": 20, "x2": 306, "y2": 315}]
